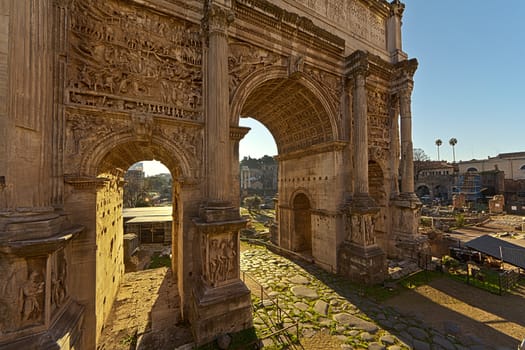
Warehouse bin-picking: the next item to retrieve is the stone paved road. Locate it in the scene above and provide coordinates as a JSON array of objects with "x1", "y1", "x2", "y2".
[{"x1": 241, "y1": 244, "x2": 515, "y2": 350}]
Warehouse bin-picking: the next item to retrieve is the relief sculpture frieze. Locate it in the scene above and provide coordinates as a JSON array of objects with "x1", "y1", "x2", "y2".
[
  {"x1": 0, "y1": 256, "x2": 47, "y2": 335},
  {"x1": 67, "y1": 0, "x2": 203, "y2": 121},
  {"x1": 228, "y1": 41, "x2": 282, "y2": 99}
]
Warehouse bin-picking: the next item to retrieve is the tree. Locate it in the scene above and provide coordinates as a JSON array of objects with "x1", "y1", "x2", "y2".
[
  {"x1": 413, "y1": 148, "x2": 430, "y2": 180},
  {"x1": 449, "y1": 138, "x2": 458, "y2": 163},
  {"x1": 413, "y1": 148, "x2": 430, "y2": 162},
  {"x1": 435, "y1": 139, "x2": 442, "y2": 161}
]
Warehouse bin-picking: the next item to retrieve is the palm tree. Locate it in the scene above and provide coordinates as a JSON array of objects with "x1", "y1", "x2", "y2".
[
  {"x1": 435, "y1": 139, "x2": 442, "y2": 161},
  {"x1": 449, "y1": 138, "x2": 458, "y2": 163}
]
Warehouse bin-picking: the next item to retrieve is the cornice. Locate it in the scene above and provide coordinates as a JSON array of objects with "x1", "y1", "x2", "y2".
[
  {"x1": 233, "y1": 0, "x2": 345, "y2": 57},
  {"x1": 229, "y1": 126, "x2": 251, "y2": 141},
  {"x1": 276, "y1": 141, "x2": 347, "y2": 161}
]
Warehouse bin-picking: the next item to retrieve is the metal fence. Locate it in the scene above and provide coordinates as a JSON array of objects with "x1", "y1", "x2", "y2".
[{"x1": 241, "y1": 271, "x2": 302, "y2": 349}]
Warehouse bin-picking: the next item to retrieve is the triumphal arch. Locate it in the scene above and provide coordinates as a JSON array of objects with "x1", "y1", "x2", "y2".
[{"x1": 0, "y1": 0, "x2": 426, "y2": 347}]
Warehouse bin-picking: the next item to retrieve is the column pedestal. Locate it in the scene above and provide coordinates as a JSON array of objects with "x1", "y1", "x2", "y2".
[
  {"x1": 191, "y1": 203, "x2": 252, "y2": 346},
  {"x1": 391, "y1": 194, "x2": 429, "y2": 261},
  {"x1": 337, "y1": 196, "x2": 386, "y2": 285}
]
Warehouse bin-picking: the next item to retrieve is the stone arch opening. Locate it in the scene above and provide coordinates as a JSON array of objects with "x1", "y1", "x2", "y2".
[
  {"x1": 64, "y1": 135, "x2": 194, "y2": 348},
  {"x1": 292, "y1": 192, "x2": 312, "y2": 254},
  {"x1": 231, "y1": 68, "x2": 340, "y2": 262},
  {"x1": 235, "y1": 76, "x2": 337, "y2": 154},
  {"x1": 416, "y1": 185, "x2": 431, "y2": 199}
]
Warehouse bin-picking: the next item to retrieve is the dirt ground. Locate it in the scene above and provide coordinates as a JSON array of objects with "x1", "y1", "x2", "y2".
[
  {"x1": 383, "y1": 215, "x2": 525, "y2": 349},
  {"x1": 383, "y1": 276, "x2": 525, "y2": 348}
]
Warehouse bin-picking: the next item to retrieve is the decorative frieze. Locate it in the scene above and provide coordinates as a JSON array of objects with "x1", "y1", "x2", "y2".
[{"x1": 66, "y1": 0, "x2": 203, "y2": 121}]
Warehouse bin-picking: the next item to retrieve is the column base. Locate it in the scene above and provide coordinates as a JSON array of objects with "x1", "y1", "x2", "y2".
[
  {"x1": 390, "y1": 194, "x2": 428, "y2": 260},
  {"x1": 337, "y1": 241, "x2": 386, "y2": 285},
  {"x1": 190, "y1": 281, "x2": 252, "y2": 346}
]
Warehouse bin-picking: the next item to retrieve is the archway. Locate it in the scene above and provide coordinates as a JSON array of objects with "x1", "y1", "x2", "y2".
[
  {"x1": 292, "y1": 193, "x2": 312, "y2": 254},
  {"x1": 64, "y1": 134, "x2": 195, "y2": 348},
  {"x1": 416, "y1": 185, "x2": 431, "y2": 203},
  {"x1": 231, "y1": 67, "x2": 342, "y2": 267}
]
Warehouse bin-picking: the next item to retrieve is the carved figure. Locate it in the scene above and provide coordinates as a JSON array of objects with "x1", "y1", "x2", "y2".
[{"x1": 20, "y1": 271, "x2": 44, "y2": 322}]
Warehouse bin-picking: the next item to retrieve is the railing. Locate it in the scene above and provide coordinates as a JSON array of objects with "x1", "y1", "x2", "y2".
[{"x1": 241, "y1": 271, "x2": 302, "y2": 349}]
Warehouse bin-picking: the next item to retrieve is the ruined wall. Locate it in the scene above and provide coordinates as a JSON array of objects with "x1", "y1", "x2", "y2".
[
  {"x1": 95, "y1": 173, "x2": 124, "y2": 341},
  {"x1": 278, "y1": 148, "x2": 345, "y2": 270}
]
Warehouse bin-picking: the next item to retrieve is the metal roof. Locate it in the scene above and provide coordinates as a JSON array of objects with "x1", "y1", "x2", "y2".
[
  {"x1": 465, "y1": 235, "x2": 525, "y2": 269},
  {"x1": 126, "y1": 216, "x2": 172, "y2": 224},
  {"x1": 122, "y1": 207, "x2": 172, "y2": 218}
]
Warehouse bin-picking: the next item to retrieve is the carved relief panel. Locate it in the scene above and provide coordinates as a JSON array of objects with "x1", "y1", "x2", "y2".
[
  {"x1": 0, "y1": 256, "x2": 47, "y2": 335},
  {"x1": 201, "y1": 232, "x2": 239, "y2": 287},
  {"x1": 367, "y1": 89, "x2": 390, "y2": 153},
  {"x1": 228, "y1": 41, "x2": 282, "y2": 99},
  {"x1": 292, "y1": 0, "x2": 387, "y2": 49},
  {"x1": 67, "y1": 0, "x2": 203, "y2": 121}
]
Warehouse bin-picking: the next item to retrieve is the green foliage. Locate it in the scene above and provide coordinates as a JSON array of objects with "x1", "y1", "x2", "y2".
[
  {"x1": 120, "y1": 332, "x2": 137, "y2": 346},
  {"x1": 195, "y1": 328, "x2": 259, "y2": 350},
  {"x1": 420, "y1": 217, "x2": 433, "y2": 227},
  {"x1": 244, "y1": 195, "x2": 262, "y2": 210},
  {"x1": 147, "y1": 252, "x2": 171, "y2": 269},
  {"x1": 442, "y1": 255, "x2": 460, "y2": 271},
  {"x1": 454, "y1": 213, "x2": 465, "y2": 228}
]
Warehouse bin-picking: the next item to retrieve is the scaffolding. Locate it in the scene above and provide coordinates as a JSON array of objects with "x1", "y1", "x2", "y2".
[{"x1": 454, "y1": 171, "x2": 482, "y2": 202}]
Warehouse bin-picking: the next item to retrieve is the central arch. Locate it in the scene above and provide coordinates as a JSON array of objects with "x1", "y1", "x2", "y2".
[{"x1": 231, "y1": 65, "x2": 344, "y2": 269}]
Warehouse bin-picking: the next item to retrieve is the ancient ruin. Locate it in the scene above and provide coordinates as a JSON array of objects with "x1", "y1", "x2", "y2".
[{"x1": 0, "y1": 0, "x2": 425, "y2": 348}]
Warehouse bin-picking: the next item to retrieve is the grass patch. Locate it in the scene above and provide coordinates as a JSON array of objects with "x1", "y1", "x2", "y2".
[
  {"x1": 447, "y1": 268, "x2": 502, "y2": 294},
  {"x1": 399, "y1": 270, "x2": 442, "y2": 290},
  {"x1": 147, "y1": 252, "x2": 171, "y2": 269},
  {"x1": 196, "y1": 327, "x2": 259, "y2": 350}
]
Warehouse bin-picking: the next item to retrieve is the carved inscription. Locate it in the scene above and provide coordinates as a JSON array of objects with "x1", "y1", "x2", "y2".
[{"x1": 67, "y1": 0, "x2": 203, "y2": 121}]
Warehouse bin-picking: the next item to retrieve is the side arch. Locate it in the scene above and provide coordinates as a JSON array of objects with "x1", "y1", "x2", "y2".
[{"x1": 78, "y1": 130, "x2": 196, "y2": 181}]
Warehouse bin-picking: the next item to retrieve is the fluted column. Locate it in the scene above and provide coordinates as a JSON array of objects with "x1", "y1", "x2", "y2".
[
  {"x1": 4, "y1": 0, "x2": 55, "y2": 211},
  {"x1": 353, "y1": 69, "x2": 369, "y2": 196},
  {"x1": 399, "y1": 87, "x2": 415, "y2": 194},
  {"x1": 205, "y1": 3, "x2": 233, "y2": 203}
]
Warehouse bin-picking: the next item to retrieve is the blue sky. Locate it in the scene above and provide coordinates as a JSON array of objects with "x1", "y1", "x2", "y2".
[{"x1": 240, "y1": 0, "x2": 525, "y2": 162}]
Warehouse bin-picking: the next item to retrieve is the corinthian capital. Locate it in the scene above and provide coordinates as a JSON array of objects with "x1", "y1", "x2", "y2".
[
  {"x1": 390, "y1": 0, "x2": 405, "y2": 17},
  {"x1": 204, "y1": 3, "x2": 235, "y2": 35}
]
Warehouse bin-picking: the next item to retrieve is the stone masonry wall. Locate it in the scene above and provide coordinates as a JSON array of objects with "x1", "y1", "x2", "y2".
[
  {"x1": 278, "y1": 149, "x2": 345, "y2": 270},
  {"x1": 95, "y1": 173, "x2": 125, "y2": 341}
]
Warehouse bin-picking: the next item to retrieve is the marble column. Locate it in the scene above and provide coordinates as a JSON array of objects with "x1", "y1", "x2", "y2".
[
  {"x1": 353, "y1": 70, "x2": 370, "y2": 197},
  {"x1": 399, "y1": 87, "x2": 415, "y2": 195},
  {"x1": 390, "y1": 60, "x2": 428, "y2": 261},
  {"x1": 191, "y1": 3, "x2": 251, "y2": 346},
  {"x1": 338, "y1": 52, "x2": 385, "y2": 285},
  {"x1": 205, "y1": 3, "x2": 233, "y2": 204}
]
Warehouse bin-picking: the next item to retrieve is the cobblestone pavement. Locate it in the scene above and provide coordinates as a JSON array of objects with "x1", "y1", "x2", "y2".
[{"x1": 241, "y1": 244, "x2": 515, "y2": 350}]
